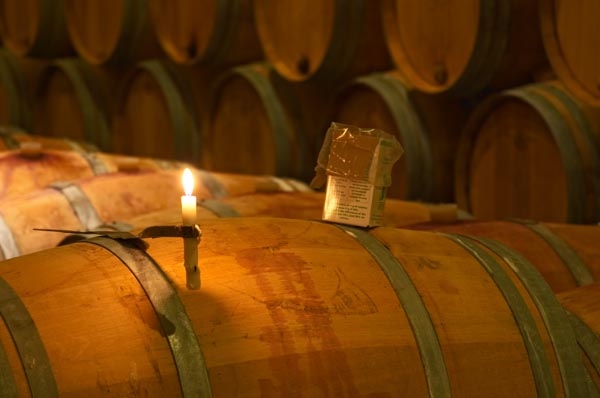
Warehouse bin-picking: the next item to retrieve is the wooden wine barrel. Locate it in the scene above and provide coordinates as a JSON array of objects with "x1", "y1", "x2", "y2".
[
  {"x1": 33, "y1": 58, "x2": 114, "y2": 151},
  {"x1": 253, "y1": 0, "x2": 390, "y2": 82},
  {"x1": 0, "y1": 0, "x2": 73, "y2": 57},
  {"x1": 64, "y1": 0, "x2": 162, "y2": 65},
  {"x1": 539, "y1": 0, "x2": 600, "y2": 106},
  {"x1": 207, "y1": 63, "x2": 310, "y2": 179},
  {"x1": 409, "y1": 220, "x2": 600, "y2": 293},
  {"x1": 126, "y1": 192, "x2": 459, "y2": 230},
  {"x1": 332, "y1": 71, "x2": 467, "y2": 202},
  {"x1": 455, "y1": 81, "x2": 600, "y2": 223},
  {"x1": 0, "y1": 170, "x2": 311, "y2": 259},
  {"x1": 381, "y1": 0, "x2": 547, "y2": 96},
  {"x1": 0, "y1": 217, "x2": 594, "y2": 396},
  {"x1": 0, "y1": 146, "x2": 189, "y2": 200},
  {"x1": 113, "y1": 60, "x2": 213, "y2": 162},
  {"x1": 148, "y1": 0, "x2": 262, "y2": 67}
]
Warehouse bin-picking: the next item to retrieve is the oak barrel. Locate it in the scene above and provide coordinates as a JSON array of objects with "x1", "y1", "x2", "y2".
[
  {"x1": 332, "y1": 71, "x2": 467, "y2": 202},
  {"x1": 33, "y1": 58, "x2": 113, "y2": 151},
  {"x1": 148, "y1": 0, "x2": 262, "y2": 67},
  {"x1": 126, "y1": 192, "x2": 459, "y2": 230},
  {"x1": 207, "y1": 63, "x2": 309, "y2": 179},
  {"x1": 381, "y1": 0, "x2": 547, "y2": 96},
  {"x1": 539, "y1": 0, "x2": 600, "y2": 106},
  {"x1": 0, "y1": 144, "x2": 195, "y2": 199},
  {"x1": 0, "y1": 217, "x2": 593, "y2": 396},
  {"x1": 0, "y1": 170, "x2": 311, "y2": 259},
  {"x1": 113, "y1": 60, "x2": 207, "y2": 162},
  {"x1": 64, "y1": 0, "x2": 162, "y2": 65},
  {"x1": 253, "y1": 0, "x2": 390, "y2": 82},
  {"x1": 455, "y1": 81, "x2": 600, "y2": 223},
  {"x1": 409, "y1": 220, "x2": 600, "y2": 293},
  {"x1": 0, "y1": 0, "x2": 73, "y2": 57}
]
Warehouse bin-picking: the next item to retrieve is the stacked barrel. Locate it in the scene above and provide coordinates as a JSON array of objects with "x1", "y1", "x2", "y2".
[{"x1": 0, "y1": 1, "x2": 598, "y2": 396}]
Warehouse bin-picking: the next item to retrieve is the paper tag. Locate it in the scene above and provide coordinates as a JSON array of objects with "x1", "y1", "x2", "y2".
[{"x1": 323, "y1": 176, "x2": 383, "y2": 227}]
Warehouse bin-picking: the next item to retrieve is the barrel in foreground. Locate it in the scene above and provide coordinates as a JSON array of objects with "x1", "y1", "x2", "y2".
[{"x1": 0, "y1": 217, "x2": 593, "y2": 396}]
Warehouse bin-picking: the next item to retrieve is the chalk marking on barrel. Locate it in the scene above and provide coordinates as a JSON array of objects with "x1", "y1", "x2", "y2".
[
  {"x1": 337, "y1": 225, "x2": 451, "y2": 398},
  {"x1": 472, "y1": 236, "x2": 592, "y2": 397},
  {"x1": 0, "y1": 276, "x2": 58, "y2": 397},
  {"x1": 446, "y1": 234, "x2": 555, "y2": 397},
  {"x1": 86, "y1": 237, "x2": 212, "y2": 398}
]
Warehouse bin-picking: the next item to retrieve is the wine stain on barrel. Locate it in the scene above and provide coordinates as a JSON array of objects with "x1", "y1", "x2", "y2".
[
  {"x1": 236, "y1": 246, "x2": 361, "y2": 397},
  {"x1": 0, "y1": 151, "x2": 91, "y2": 197}
]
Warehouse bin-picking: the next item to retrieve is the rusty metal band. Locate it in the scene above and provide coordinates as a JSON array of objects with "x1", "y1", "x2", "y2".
[
  {"x1": 202, "y1": 0, "x2": 239, "y2": 65},
  {"x1": 519, "y1": 221, "x2": 594, "y2": 286},
  {"x1": 472, "y1": 236, "x2": 590, "y2": 397},
  {"x1": 140, "y1": 61, "x2": 200, "y2": 161},
  {"x1": 566, "y1": 310, "x2": 600, "y2": 378},
  {"x1": 445, "y1": 234, "x2": 555, "y2": 397},
  {"x1": 53, "y1": 60, "x2": 111, "y2": 150},
  {"x1": 451, "y1": 0, "x2": 510, "y2": 97},
  {"x1": 50, "y1": 182, "x2": 103, "y2": 230},
  {"x1": 79, "y1": 152, "x2": 110, "y2": 175},
  {"x1": 536, "y1": 83, "x2": 600, "y2": 220},
  {"x1": 357, "y1": 73, "x2": 433, "y2": 200},
  {"x1": 199, "y1": 200, "x2": 240, "y2": 218},
  {"x1": 85, "y1": 237, "x2": 211, "y2": 398},
  {"x1": 0, "y1": 215, "x2": 19, "y2": 260},
  {"x1": 0, "y1": 276, "x2": 58, "y2": 397},
  {"x1": 0, "y1": 320, "x2": 17, "y2": 398},
  {"x1": 316, "y1": 0, "x2": 364, "y2": 81},
  {"x1": 235, "y1": 66, "x2": 293, "y2": 176},
  {"x1": 337, "y1": 225, "x2": 450, "y2": 397},
  {"x1": 507, "y1": 89, "x2": 586, "y2": 223},
  {"x1": 197, "y1": 171, "x2": 228, "y2": 199}
]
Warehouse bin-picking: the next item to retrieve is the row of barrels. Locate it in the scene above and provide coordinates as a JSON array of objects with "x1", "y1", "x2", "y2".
[
  {"x1": 3, "y1": 133, "x2": 600, "y2": 395},
  {"x1": 0, "y1": 131, "x2": 463, "y2": 260},
  {"x1": 5, "y1": 48, "x2": 600, "y2": 223},
  {"x1": 2, "y1": 202, "x2": 600, "y2": 395},
  {"x1": 0, "y1": 0, "x2": 598, "y2": 104},
  {"x1": 3, "y1": 131, "x2": 600, "y2": 297}
]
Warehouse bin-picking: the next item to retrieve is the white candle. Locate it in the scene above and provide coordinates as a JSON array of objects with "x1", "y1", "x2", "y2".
[{"x1": 181, "y1": 168, "x2": 197, "y2": 225}]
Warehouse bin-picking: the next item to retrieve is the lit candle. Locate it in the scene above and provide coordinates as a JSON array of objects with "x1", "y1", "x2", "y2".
[
  {"x1": 181, "y1": 168, "x2": 197, "y2": 225},
  {"x1": 181, "y1": 167, "x2": 200, "y2": 290}
]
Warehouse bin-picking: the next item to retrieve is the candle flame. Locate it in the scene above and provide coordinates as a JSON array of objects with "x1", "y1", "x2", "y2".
[{"x1": 182, "y1": 168, "x2": 194, "y2": 196}]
